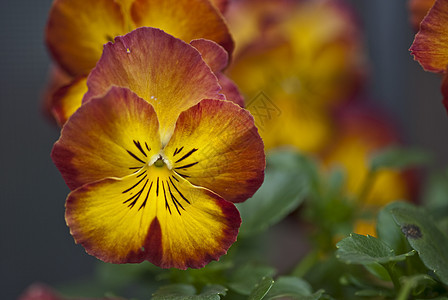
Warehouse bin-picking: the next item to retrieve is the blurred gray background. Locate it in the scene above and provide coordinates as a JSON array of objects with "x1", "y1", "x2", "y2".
[{"x1": 1, "y1": 0, "x2": 447, "y2": 299}]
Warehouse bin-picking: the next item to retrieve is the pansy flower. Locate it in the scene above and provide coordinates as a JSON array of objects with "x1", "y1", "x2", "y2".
[
  {"x1": 44, "y1": 0, "x2": 239, "y2": 126},
  {"x1": 51, "y1": 28, "x2": 265, "y2": 269},
  {"x1": 225, "y1": 0, "x2": 364, "y2": 152},
  {"x1": 410, "y1": 0, "x2": 448, "y2": 110}
]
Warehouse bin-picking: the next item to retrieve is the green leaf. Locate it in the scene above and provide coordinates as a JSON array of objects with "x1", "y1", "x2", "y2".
[
  {"x1": 364, "y1": 263, "x2": 391, "y2": 281},
  {"x1": 237, "y1": 151, "x2": 310, "y2": 236},
  {"x1": 264, "y1": 276, "x2": 325, "y2": 300},
  {"x1": 248, "y1": 276, "x2": 274, "y2": 300},
  {"x1": 355, "y1": 289, "x2": 393, "y2": 297},
  {"x1": 152, "y1": 284, "x2": 227, "y2": 300},
  {"x1": 228, "y1": 264, "x2": 276, "y2": 295},
  {"x1": 370, "y1": 146, "x2": 430, "y2": 171},
  {"x1": 336, "y1": 233, "x2": 415, "y2": 265},
  {"x1": 377, "y1": 202, "x2": 412, "y2": 254},
  {"x1": 265, "y1": 276, "x2": 312, "y2": 296},
  {"x1": 423, "y1": 170, "x2": 448, "y2": 233},
  {"x1": 423, "y1": 170, "x2": 448, "y2": 209},
  {"x1": 391, "y1": 202, "x2": 448, "y2": 285}
]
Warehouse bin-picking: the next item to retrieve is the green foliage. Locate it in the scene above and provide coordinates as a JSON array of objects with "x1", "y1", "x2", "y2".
[
  {"x1": 264, "y1": 276, "x2": 324, "y2": 300},
  {"x1": 391, "y1": 202, "x2": 448, "y2": 285},
  {"x1": 370, "y1": 146, "x2": 431, "y2": 171},
  {"x1": 228, "y1": 264, "x2": 276, "y2": 296},
  {"x1": 236, "y1": 150, "x2": 310, "y2": 236},
  {"x1": 336, "y1": 233, "x2": 415, "y2": 265},
  {"x1": 152, "y1": 284, "x2": 227, "y2": 300},
  {"x1": 247, "y1": 277, "x2": 274, "y2": 300}
]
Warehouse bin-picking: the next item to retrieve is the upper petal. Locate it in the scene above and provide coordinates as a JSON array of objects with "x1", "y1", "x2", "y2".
[
  {"x1": 45, "y1": 0, "x2": 127, "y2": 76},
  {"x1": 52, "y1": 87, "x2": 161, "y2": 190},
  {"x1": 410, "y1": 0, "x2": 448, "y2": 72},
  {"x1": 130, "y1": 0, "x2": 234, "y2": 55},
  {"x1": 164, "y1": 99, "x2": 265, "y2": 203},
  {"x1": 84, "y1": 27, "x2": 224, "y2": 143},
  {"x1": 66, "y1": 165, "x2": 240, "y2": 269}
]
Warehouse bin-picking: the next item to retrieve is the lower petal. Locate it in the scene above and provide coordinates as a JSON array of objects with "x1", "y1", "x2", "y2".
[{"x1": 66, "y1": 166, "x2": 240, "y2": 269}]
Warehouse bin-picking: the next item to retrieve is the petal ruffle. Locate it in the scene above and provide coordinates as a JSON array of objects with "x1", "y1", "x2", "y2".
[
  {"x1": 52, "y1": 87, "x2": 161, "y2": 190},
  {"x1": 410, "y1": 0, "x2": 448, "y2": 72},
  {"x1": 84, "y1": 27, "x2": 224, "y2": 143},
  {"x1": 66, "y1": 166, "x2": 240, "y2": 269},
  {"x1": 164, "y1": 99, "x2": 265, "y2": 203},
  {"x1": 45, "y1": 0, "x2": 127, "y2": 76},
  {"x1": 217, "y1": 74, "x2": 245, "y2": 107},
  {"x1": 130, "y1": 0, "x2": 234, "y2": 54},
  {"x1": 51, "y1": 76, "x2": 88, "y2": 127},
  {"x1": 190, "y1": 39, "x2": 229, "y2": 73},
  {"x1": 189, "y1": 39, "x2": 244, "y2": 107},
  {"x1": 210, "y1": 0, "x2": 228, "y2": 14}
]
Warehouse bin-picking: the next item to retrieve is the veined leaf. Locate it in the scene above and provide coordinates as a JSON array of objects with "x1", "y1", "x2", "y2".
[
  {"x1": 336, "y1": 233, "x2": 415, "y2": 265},
  {"x1": 152, "y1": 284, "x2": 227, "y2": 300},
  {"x1": 391, "y1": 202, "x2": 448, "y2": 285}
]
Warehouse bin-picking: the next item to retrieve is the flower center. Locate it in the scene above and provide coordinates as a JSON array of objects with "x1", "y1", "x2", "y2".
[{"x1": 154, "y1": 156, "x2": 165, "y2": 168}]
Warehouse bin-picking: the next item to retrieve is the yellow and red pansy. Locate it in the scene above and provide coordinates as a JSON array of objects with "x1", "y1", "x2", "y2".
[
  {"x1": 51, "y1": 28, "x2": 265, "y2": 269},
  {"x1": 410, "y1": 0, "x2": 448, "y2": 109},
  {"x1": 44, "y1": 0, "x2": 237, "y2": 125}
]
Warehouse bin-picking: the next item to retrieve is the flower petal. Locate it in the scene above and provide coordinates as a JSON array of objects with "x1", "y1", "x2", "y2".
[
  {"x1": 442, "y1": 72, "x2": 448, "y2": 110},
  {"x1": 190, "y1": 39, "x2": 229, "y2": 73},
  {"x1": 210, "y1": 0, "x2": 229, "y2": 14},
  {"x1": 42, "y1": 65, "x2": 73, "y2": 124},
  {"x1": 217, "y1": 73, "x2": 245, "y2": 107},
  {"x1": 164, "y1": 99, "x2": 265, "y2": 203},
  {"x1": 130, "y1": 0, "x2": 234, "y2": 54},
  {"x1": 408, "y1": 0, "x2": 436, "y2": 30},
  {"x1": 51, "y1": 76, "x2": 88, "y2": 127},
  {"x1": 84, "y1": 27, "x2": 224, "y2": 143},
  {"x1": 45, "y1": 0, "x2": 127, "y2": 76},
  {"x1": 52, "y1": 87, "x2": 161, "y2": 190},
  {"x1": 410, "y1": 0, "x2": 448, "y2": 72},
  {"x1": 66, "y1": 167, "x2": 240, "y2": 269}
]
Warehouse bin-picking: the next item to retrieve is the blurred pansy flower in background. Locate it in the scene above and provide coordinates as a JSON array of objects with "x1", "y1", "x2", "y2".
[
  {"x1": 408, "y1": 0, "x2": 436, "y2": 30},
  {"x1": 18, "y1": 283, "x2": 122, "y2": 300},
  {"x1": 410, "y1": 0, "x2": 448, "y2": 110},
  {"x1": 322, "y1": 105, "x2": 414, "y2": 235},
  {"x1": 224, "y1": 0, "x2": 365, "y2": 152},
  {"x1": 43, "y1": 0, "x2": 236, "y2": 126},
  {"x1": 51, "y1": 28, "x2": 265, "y2": 269}
]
